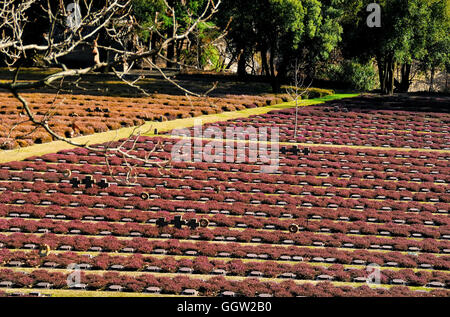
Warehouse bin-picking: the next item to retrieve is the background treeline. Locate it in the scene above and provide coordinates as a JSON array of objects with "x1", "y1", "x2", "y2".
[
  {"x1": 12, "y1": 0, "x2": 450, "y2": 94},
  {"x1": 135, "y1": 0, "x2": 450, "y2": 93}
]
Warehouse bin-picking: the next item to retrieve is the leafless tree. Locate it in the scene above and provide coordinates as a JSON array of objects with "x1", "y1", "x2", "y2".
[
  {"x1": 285, "y1": 59, "x2": 312, "y2": 138},
  {"x1": 0, "y1": 0, "x2": 221, "y2": 183}
]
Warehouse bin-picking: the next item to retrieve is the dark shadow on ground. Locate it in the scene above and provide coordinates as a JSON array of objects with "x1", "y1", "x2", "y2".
[
  {"x1": 0, "y1": 68, "x2": 276, "y2": 98},
  {"x1": 320, "y1": 94, "x2": 450, "y2": 114}
]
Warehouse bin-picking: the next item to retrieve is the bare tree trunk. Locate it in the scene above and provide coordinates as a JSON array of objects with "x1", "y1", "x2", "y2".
[
  {"x1": 377, "y1": 54, "x2": 395, "y2": 95},
  {"x1": 286, "y1": 59, "x2": 311, "y2": 139},
  {"x1": 377, "y1": 55, "x2": 385, "y2": 93},
  {"x1": 0, "y1": 0, "x2": 222, "y2": 180},
  {"x1": 237, "y1": 49, "x2": 247, "y2": 78},
  {"x1": 196, "y1": 34, "x2": 202, "y2": 70},
  {"x1": 383, "y1": 59, "x2": 390, "y2": 94},
  {"x1": 260, "y1": 47, "x2": 269, "y2": 77},
  {"x1": 269, "y1": 48, "x2": 275, "y2": 78},
  {"x1": 398, "y1": 63, "x2": 411, "y2": 93},
  {"x1": 446, "y1": 67, "x2": 448, "y2": 91},
  {"x1": 176, "y1": 39, "x2": 184, "y2": 67},
  {"x1": 166, "y1": 38, "x2": 175, "y2": 68},
  {"x1": 429, "y1": 66, "x2": 435, "y2": 92},
  {"x1": 387, "y1": 59, "x2": 395, "y2": 95},
  {"x1": 269, "y1": 48, "x2": 281, "y2": 93},
  {"x1": 293, "y1": 60, "x2": 299, "y2": 138}
]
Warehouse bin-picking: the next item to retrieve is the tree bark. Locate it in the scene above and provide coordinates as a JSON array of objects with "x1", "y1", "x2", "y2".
[
  {"x1": 387, "y1": 58, "x2": 395, "y2": 95},
  {"x1": 260, "y1": 47, "x2": 269, "y2": 77},
  {"x1": 166, "y1": 40, "x2": 175, "y2": 68},
  {"x1": 446, "y1": 67, "x2": 448, "y2": 91},
  {"x1": 377, "y1": 54, "x2": 395, "y2": 95},
  {"x1": 268, "y1": 48, "x2": 281, "y2": 92},
  {"x1": 429, "y1": 66, "x2": 435, "y2": 92},
  {"x1": 176, "y1": 39, "x2": 184, "y2": 66},
  {"x1": 398, "y1": 63, "x2": 411, "y2": 93},
  {"x1": 383, "y1": 60, "x2": 389, "y2": 94},
  {"x1": 237, "y1": 49, "x2": 247, "y2": 78},
  {"x1": 377, "y1": 55, "x2": 385, "y2": 93},
  {"x1": 269, "y1": 48, "x2": 275, "y2": 79},
  {"x1": 151, "y1": 37, "x2": 158, "y2": 64}
]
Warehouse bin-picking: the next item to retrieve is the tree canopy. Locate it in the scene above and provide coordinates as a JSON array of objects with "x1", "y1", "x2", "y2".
[
  {"x1": 3, "y1": 0, "x2": 449, "y2": 94},
  {"x1": 215, "y1": 0, "x2": 343, "y2": 91},
  {"x1": 340, "y1": 0, "x2": 449, "y2": 94}
]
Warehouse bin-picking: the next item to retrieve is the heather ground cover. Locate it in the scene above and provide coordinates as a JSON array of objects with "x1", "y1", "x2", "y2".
[
  {"x1": 1, "y1": 70, "x2": 329, "y2": 149},
  {"x1": 0, "y1": 95, "x2": 448, "y2": 297},
  {"x1": 179, "y1": 95, "x2": 450, "y2": 150},
  {"x1": 0, "y1": 93, "x2": 353, "y2": 164}
]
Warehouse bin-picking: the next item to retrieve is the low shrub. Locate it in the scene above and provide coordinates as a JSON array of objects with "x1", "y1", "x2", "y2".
[{"x1": 324, "y1": 59, "x2": 377, "y2": 92}]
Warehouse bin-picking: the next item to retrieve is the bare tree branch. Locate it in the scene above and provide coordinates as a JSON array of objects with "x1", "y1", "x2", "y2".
[
  {"x1": 285, "y1": 59, "x2": 313, "y2": 138},
  {"x1": 0, "y1": 0, "x2": 222, "y2": 183}
]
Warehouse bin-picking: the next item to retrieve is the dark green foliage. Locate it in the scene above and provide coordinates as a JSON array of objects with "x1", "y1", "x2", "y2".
[
  {"x1": 340, "y1": 0, "x2": 449, "y2": 94},
  {"x1": 324, "y1": 60, "x2": 377, "y2": 92}
]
